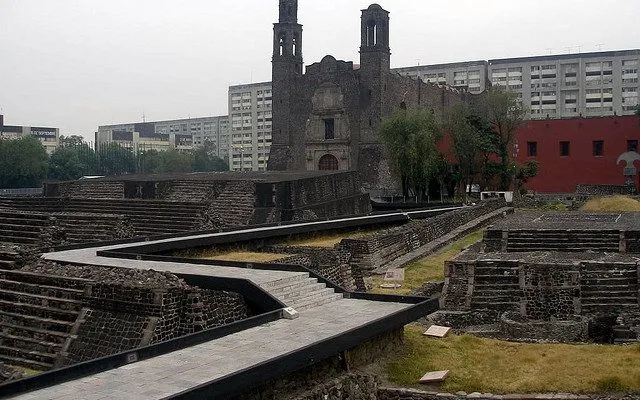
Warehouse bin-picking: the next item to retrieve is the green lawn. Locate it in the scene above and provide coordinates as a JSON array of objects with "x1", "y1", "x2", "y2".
[
  {"x1": 386, "y1": 325, "x2": 640, "y2": 394},
  {"x1": 370, "y1": 230, "x2": 484, "y2": 295}
]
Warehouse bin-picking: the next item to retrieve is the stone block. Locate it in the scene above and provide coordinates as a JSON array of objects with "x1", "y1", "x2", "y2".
[{"x1": 419, "y1": 370, "x2": 450, "y2": 384}]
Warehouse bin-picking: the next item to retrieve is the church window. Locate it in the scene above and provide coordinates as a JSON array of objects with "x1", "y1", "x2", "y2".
[
  {"x1": 278, "y1": 34, "x2": 286, "y2": 56},
  {"x1": 323, "y1": 118, "x2": 335, "y2": 139},
  {"x1": 366, "y1": 20, "x2": 377, "y2": 46},
  {"x1": 293, "y1": 34, "x2": 299, "y2": 57}
]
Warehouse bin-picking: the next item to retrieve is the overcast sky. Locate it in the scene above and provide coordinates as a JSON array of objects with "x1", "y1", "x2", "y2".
[{"x1": 1, "y1": 0, "x2": 638, "y2": 142}]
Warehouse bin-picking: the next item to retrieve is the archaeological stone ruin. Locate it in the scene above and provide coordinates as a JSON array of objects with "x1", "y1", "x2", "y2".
[{"x1": 438, "y1": 211, "x2": 640, "y2": 343}]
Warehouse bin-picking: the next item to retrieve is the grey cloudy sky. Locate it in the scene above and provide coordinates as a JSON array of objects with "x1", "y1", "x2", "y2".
[{"x1": 1, "y1": 0, "x2": 638, "y2": 142}]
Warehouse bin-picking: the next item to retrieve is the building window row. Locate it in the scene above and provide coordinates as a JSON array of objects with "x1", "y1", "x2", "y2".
[{"x1": 526, "y1": 140, "x2": 639, "y2": 158}]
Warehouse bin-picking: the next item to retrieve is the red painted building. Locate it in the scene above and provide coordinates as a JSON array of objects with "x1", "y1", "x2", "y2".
[{"x1": 514, "y1": 115, "x2": 640, "y2": 193}]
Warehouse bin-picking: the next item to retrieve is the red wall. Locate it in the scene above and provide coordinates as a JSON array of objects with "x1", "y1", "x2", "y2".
[{"x1": 515, "y1": 116, "x2": 640, "y2": 193}]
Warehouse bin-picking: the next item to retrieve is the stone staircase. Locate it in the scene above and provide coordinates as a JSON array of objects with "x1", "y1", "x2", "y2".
[
  {"x1": 166, "y1": 180, "x2": 219, "y2": 203},
  {"x1": 506, "y1": 230, "x2": 620, "y2": 252},
  {"x1": 470, "y1": 262, "x2": 522, "y2": 312},
  {"x1": 0, "y1": 249, "x2": 18, "y2": 270},
  {"x1": 0, "y1": 197, "x2": 66, "y2": 213},
  {"x1": 53, "y1": 213, "x2": 133, "y2": 244},
  {"x1": 0, "y1": 210, "x2": 53, "y2": 245},
  {"x1": 0, "y1": 269, "x2": 92, "y2": 371},
  {"x1": 64, "y1": 199, "x2": 207, "y2": 237},
  {"x1": 580, "y1": 263, "x2": 639, "y2": 314},
  {"x1": 205, "y1": 181, "x2": 256, "y2": 229},
  {"x1": 261, "y1": 274, "x2": 343, "y2": 312}
]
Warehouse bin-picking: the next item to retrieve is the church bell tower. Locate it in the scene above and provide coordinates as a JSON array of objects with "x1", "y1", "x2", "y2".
[{"x1": 269, "y1": 0, "x2": 304, "y2": 170}]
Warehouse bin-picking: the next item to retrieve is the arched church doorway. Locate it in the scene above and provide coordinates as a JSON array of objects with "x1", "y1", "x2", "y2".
[{"x1": 318, "y1": 154, "x2": 339, "y2": 171}]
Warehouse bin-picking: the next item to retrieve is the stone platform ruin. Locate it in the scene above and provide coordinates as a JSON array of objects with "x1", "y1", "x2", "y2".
[{"x1": 438, "y1": 211, "x2": 640, "y2": 343}]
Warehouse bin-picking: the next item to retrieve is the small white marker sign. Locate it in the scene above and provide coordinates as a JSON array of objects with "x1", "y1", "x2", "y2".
[
  {"x1": 383, "y1": 268, "x2": 405, "y2": 281},
  {"x1": 419, "y1": 370, "x2": 450, "y2": 384},
  {"x1": 423, "y1": 325, "x2": 451, "y2": 338}
]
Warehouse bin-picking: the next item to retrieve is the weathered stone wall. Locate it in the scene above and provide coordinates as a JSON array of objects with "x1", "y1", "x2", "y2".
[
  {"x1": 235, "y1": 328, "x2": 404, "y2": 400},
  {"x1": 521, "y1": 263, "x2": 580, "y2": 320},
  {"x1": 575, "y1": 184, "x2": 635, "y2": 196},
  {"x1": 0, "y1": 363, "x2": 24, "y2": 384},
  {"x1": 266, "y1": 246, "x2": 358, "y2": 291},
  {"x1": 65, "y1": 310, "x2": 155, "y2": 364},
  {"x1": 10, "y1": 263, "x2": 251, "y2": 368},
  {"x1": 200, "y1": 181, "x2": 257, "y2": 230},
  {"x1": 442, "y1": 259, "x2": 640, "y2": 322},
  {"x1": 52, "y1": 181, "x2": 126, "y2": 199},
  {"x1": 179, "y1": 288, "x2": 251, "y2": 336},
  {"x1": 341, "y1": 200, "x2": 506, "y2": 274},
  {"x1": 500, "y1": 312, "x2": 589, "y2": 343}
]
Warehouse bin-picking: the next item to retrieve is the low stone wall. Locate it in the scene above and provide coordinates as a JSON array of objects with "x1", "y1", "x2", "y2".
[
  {"x1": 377, "y1": 388, "x2": 604, "y2": 400},
  {"x1": 575, "y1": 184, "x2": 635, "y2": 196},
  {"x1": 500, "y1": 312, "x2": 589, "y2": 343},
  {"x1": 291, "y1": 194, "x2": 372, "y2": 222},
  {"x1": 341, "y1": 200, "x2": 507, "y2": 275},
  {"x1": 236, "y1": 328, "x2": 404, "y2": 400},
  {"x1": 264, "y1": 245, "x2": 358, "y2": 291},
  {"x1": 52, "y1": 181, "x2": 126, "y2": 199}
]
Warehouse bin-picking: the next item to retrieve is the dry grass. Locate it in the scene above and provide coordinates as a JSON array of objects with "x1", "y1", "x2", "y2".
[
  {"x1": 369, "y1": 230, "x2": 484, "y2": 295},
  {"x1": 386, "y1": 325, "x2": 640, "y2": 394},
  {"x1": 197, "y1": 251, "x2": 289, "y2": 263},
  {"x1": 284, "y1": 228, "x2": 380, "y2": 248},
  {"x1": 581, "y1": 195, "x2": 640, "y2": 212}
]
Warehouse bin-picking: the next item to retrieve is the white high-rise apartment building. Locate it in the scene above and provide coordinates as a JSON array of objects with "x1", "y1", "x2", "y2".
[
  {"x1": 393, "y1": 49, "x2": 639, "y2": 119},
  {"x1": 228, "y1": 82, "x2": 273, "y2": 172},
  {"x1": 394, "y1": 60, "x2": 489, "y2": 94},
  {"x1": 96, "y1": 116, "x2": 230, "y2": 158}
]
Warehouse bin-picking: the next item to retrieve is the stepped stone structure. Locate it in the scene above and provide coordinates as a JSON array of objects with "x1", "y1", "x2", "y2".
[
  {"x1": 0, "y1": 262, "x2": 251, "y2": 371},
  {"x1": 440, "y1": 211, "x2": 640, "y2": 343}
]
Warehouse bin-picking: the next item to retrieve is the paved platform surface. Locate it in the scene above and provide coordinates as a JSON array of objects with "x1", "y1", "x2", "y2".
[
  {"x1": 488, "y1": 211, "x2": 640, "y2": 231},
  {"x1": 15, "y1": 298, "x2": 407, "y2": 400},
  {"x1": 10, "y1": 229, "x2": 412, "y2": 399}
]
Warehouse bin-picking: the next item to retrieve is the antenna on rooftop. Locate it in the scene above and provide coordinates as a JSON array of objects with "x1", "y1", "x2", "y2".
[
  {"x1": 142, "y1": 111, "x2": 146, "y2": 123},
  {"x1": 415, "y1": 59, "x2": 421, "y2": 66}
]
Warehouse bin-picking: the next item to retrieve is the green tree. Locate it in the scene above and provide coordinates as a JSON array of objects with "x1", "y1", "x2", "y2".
[
  {"x1": 59, "y1": 135, "x2": 87, "y2": 147},
  {"x1": 156, "y1": 149, "x2": 194, "y2": 173},
  {"x1": 0, "y1": 136, "x2": 49, "y2": 188},
  {"x1": 96, "y1": 143, "x2": 136, "y2": 176},
  {"x1": 137, "y1": 150, "x2": 162, "y2": 174},
  {"x1": 476, "y1": 86, "x2": 525, "y2": 190},
  {"x1": 49, "y1": 136, "x2": 98, "y2": 181},
  {"x1": 48, "y1": 145, "x2": 98, "y2": 181},
  {"x1": 514, "y1": 160, "x2": 539, "y2": 195},
  {"x1": 444, "y1": 104, "x2": 497, "y2": 198},
  {"x1": 192, "y1": 141, "x2": 228, "y2": 172},
  {"x1": 379, "y1": 108, "x2": 443, "y2": 200}
]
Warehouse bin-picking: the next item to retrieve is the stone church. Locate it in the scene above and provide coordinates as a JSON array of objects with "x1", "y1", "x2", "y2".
[{"x1": 267, "y1": 1, "x2": 470, "y2": 192}]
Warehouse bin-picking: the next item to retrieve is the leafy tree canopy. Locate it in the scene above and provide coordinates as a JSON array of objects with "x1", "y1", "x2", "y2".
[
  {"x1": 0, "y1": 137, "x2": 49, "y2": 188},
  {"x1": 379, "y1": 108, "x2": 443, "y2": 200}
]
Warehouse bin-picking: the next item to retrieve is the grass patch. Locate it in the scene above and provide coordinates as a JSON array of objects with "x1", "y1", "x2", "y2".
[
  {"x1": 386, "y1": 325, "x2": 640, "y2": 394},
  {"x1": 581, "y1": 195, "x2": 640, "y2": 212},
  {"x1": 284, "y1": 228, "x2": 381, "y2": 248},
  {"x1": 369, "y1": 230, "x2": 484, "y2": 295},
  {"x1": 196, "y1": 251, "x2": 290, "y2": 263}
]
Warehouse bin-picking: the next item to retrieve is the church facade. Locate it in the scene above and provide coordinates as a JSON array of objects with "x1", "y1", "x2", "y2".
[{"x1": 267, "y1": 1, "x2": 471, "y2": 192}]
